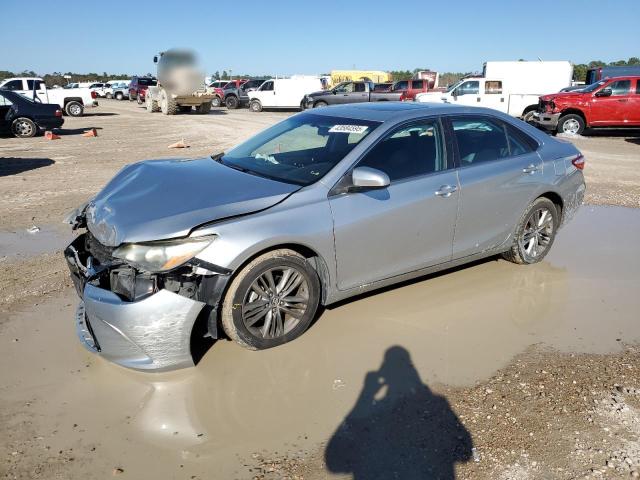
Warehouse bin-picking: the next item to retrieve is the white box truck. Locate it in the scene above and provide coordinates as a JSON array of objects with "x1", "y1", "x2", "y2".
[
  {"x1": 416, "y1": 61, "x2": 573, "y2": 120},
  {"x1": 248, "y1": 76, "x2": 323, "y2": 112}
]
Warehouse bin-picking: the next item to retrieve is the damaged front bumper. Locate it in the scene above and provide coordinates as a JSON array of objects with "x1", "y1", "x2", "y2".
[
  {"x1": 532, "y1": 111, "x2": 561, "y2": 131},
  {"x1": 65, "y1": 233, "x2": 230, "y2": 371}
]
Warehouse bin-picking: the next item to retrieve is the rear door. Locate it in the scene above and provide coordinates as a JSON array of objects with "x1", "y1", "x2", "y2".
[
  {"x1": 0, "y1": 92, "x2": 14, "y2": 133},
  {"x1": 590, "y1": 79, "x2": 632, "y2": 125},
  {"x1": 480, "y1": 80, "x2": 507, "y2": 113},
  {"x1": 448, "y1": 115, "x2": 543, "y2": 258},
  {"x1": 330, "y1": 119, "x2": 459, "y2": 289}
]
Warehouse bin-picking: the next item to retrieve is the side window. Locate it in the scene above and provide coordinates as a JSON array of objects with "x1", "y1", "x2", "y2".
[
  {"x1": 353, "y1": 83, "x2": 366, "y2": 92},
  {"x1": 26, "y1": 80, "x2": 36, "y2": 90},
  {"x1": 35, "y1": 80, "x2": 45, "y2": 90},
  {"x1": 607, "y1": 80, "x2": 631, "y2": 96},
  {"x1": 485, "y1": 81, "x2": 502, "y2": 94},
  {"x1": 452, "y1": 117, "x2": 510, "y2": 166},
  {"x1": 637, "y1": 80, "x2": 640, "y2": 94},
  {"x1": 458, "y1": 81, "x2": 479, "y2": 95},
  {"x1": 505, "y1": 125, "x2": 534, "y2": 156},
  {"x1": 412, "y1": 80, "x2": 424, "y2": 89},
  {"x1": 261, "y1": 81, "x2": 274, "y2": 91},
  {"x1": 3, "y1": 80, "x2": 23, "y2": 91},
  {"x1": 358, "y1": 120, "x2": 445, "y2": 181},
  {"x1": 394, "y1": 80, "x2": 409, "y2": 90}
]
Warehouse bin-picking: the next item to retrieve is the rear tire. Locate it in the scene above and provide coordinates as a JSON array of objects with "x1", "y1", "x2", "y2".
[
  {"x1": 160, "y1": 90, "x2": 178, "y2": 115},
  {"x1": 197, "y1": 102, "x2": 212, "y2": 114},
  {"x1": 221, "y1": 249, "x2": 321, "y2": 350},
  {"x1": 65, "y1": 101, "x2": 84, "y2": 117},
  {"x1": 557, "y1": 114, "x2": 585, "y2": 135},
  {"x1": 11, "y1": 117, "x2": 37, "y2": 138},
  {"x1": 503, "y1": 197, "x2": 558, "y2": 265},
  {"x1": 106, "y1": 92, "x2": 113, "y2": 99},
  {"x1": 313, "y1": 101, "x2": 328, "y2": 108},
  {"x1": 225, "y1": 95, "x2": 239, "y2": 109},
  {"x1": 249, "y1": 100, "x2": 262, "y2": 112}
]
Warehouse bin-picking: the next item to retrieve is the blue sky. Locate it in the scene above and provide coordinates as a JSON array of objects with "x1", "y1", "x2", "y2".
[{"x1": 1, "y1": 0, "x2": 638, "y2": 76}]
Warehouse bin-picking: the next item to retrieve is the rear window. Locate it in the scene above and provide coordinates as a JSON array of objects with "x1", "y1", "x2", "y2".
[{"x1": 137, "y1": 78, "x2": 156, "y2": 86}]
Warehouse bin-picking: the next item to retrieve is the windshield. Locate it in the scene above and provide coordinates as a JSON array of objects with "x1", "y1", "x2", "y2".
[
  {"x1": 581, "y1": 80, "x2": 607, "y2": 93},
  {"x1": 220, "y1": 113, "x2": 381, "y2": 186}
]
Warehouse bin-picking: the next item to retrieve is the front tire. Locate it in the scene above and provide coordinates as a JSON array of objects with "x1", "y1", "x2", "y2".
[
  {"x1": 313, "y1": 101, "x2": 328, "y2": 108},
  {"x1": 65, "y1": 101, "x2": 84, "y2": 117},
  {"x1": 249, "y1": 100, "x2": 262, "y2": 112},
  {"x1": 115, "y1": 92, "x2": 124, "y2": 101},
  {"x1": 106, "y1": 92, "x2": 113, "y2": 99},
  {"x1": 211, "y1": 96, "x2": 222, "y2": 107},
  {"x1": 225, "y1": 95, "x2": 239, "y2": 109},
  {"x1": 503, "y1": 197, "x2": 558, "y2": 265},
  {"x1": 221, "y1": 249, "x2": 321, "y2": 350},
  {"x1": 160, "y1": 90, "x2": 178, "y2": 115},
  {"x1": 11, "y1": 117, "x2": 37, "y2": 138},
  {"x1": 557, "y1": 114, "x2": 585, "y2": 135}
]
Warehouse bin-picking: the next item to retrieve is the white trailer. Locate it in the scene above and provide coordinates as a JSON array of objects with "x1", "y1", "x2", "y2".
[{"x1": 416, "y1": 61, "x2": 573, "y2": 120}]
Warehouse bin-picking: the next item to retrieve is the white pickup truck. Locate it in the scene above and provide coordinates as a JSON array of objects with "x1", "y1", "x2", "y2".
[
  {"x1": 416, "y1": 77, "x2": 544, "y2": 119},
  {"x1": 0, "y1": 77, "x2": 98, "y2": 116},
  {"x1": 416, "y1": 61, "x2": 573, "y2": 120}
]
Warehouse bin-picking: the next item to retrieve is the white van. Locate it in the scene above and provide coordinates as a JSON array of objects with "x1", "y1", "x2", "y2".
[
  {"x1": 248, "y1": 77, "x2": 322, "y2": 112},
  {"x1": 416, "y1": 61, "x2": 573, "y2": 120}
]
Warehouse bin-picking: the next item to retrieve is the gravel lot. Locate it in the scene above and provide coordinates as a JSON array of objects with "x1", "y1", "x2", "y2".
[{"x1": 1, "y1": 100, "x2": 640, "y2": 479}]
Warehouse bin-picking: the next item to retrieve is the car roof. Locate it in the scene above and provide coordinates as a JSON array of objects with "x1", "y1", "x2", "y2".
[{"x1": 302, "y1": 102, "x2": 478, "y2": 122}]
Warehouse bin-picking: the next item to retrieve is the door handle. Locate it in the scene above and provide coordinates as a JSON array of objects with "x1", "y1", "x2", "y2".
[
  {"x1": 435, "y1": 185, "x2": 457, "y2": 197},
  {"x1": 522, "y1": 164, "x2": 539, "y2": 174}
]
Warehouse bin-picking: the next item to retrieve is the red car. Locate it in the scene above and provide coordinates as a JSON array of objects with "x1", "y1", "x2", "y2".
[
  {"x1": 390, "y1": 79, "x2": 430, "y2": 100},
  {"x1": 128, "y1": 76, "x2": 157, "y2": 103},
  {"x1": 534, "y1": 76, "x2": 640, "y2": 135}
]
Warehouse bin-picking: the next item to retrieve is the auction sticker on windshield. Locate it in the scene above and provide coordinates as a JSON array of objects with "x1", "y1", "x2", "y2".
[{"x1": 329, "y1": 125, "x2": 369, "y2": 134}]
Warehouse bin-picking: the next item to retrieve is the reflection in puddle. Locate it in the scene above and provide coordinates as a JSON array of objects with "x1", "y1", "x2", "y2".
[{"x1": 106, "y1": 206, "x2": 640, "y2": 462}]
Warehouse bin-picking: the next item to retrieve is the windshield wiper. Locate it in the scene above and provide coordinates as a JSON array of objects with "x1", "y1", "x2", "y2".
[{"x1": 211, "y1": 152, "x2": 224, "y2": 163}]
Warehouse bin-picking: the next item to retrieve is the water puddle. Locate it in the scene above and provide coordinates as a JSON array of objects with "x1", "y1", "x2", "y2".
[
  {"x1": 0, "y1": 224, "x2": 71, "y2": 260},
  {"x1": 2, "y1": 205, "x2": 639, "y2": 478}
]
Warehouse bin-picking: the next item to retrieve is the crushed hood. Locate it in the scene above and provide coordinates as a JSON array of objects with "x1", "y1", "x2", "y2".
[{"x1": 85, "y1": 157, "x2": 299, "y2": 246}]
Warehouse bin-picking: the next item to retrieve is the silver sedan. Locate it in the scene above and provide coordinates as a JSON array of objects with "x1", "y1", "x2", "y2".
[{"x1": 65, "y1": 102, "x2": 586, "y2": 370}]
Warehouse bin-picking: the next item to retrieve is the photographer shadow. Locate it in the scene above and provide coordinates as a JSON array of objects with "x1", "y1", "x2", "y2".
[{"x1": 325, "y1": 346, "x2": 473, "y2": 479}]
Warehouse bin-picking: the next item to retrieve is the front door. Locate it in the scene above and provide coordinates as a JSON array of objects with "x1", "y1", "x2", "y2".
[
  {"x1": 590, "y1": 79, "x2": 632, "y2": 125},
  {"x1": 448, "y1": 115, "x2": 544, "y2": 258},
  {"x1": 333, "y1": 82, "x2": 367, "y2": 104},
  {"x1": 330, "y1": 119, "x2": 459, "y2": 290},
  {"x1": 629, "y1": 79, "x2": 640, "y2": 124},
  {"x1": 451, "y1": 80, "x2": 481, "y2": 107}
]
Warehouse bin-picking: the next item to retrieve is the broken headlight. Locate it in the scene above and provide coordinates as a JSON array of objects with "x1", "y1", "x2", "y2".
[{"x1": 113, "y1": 236, "x2": 215, "y2": 272}]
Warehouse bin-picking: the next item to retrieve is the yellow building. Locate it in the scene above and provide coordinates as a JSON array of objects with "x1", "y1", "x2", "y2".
[{"x1": 330, "y1": 70, "x2": 391, "y2": 86}]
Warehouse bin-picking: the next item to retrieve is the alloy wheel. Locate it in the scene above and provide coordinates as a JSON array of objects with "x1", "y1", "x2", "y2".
[
  {"x1": 14, "y1": 119, "x2": 34, "y2": 137},
  {"x1": 518, "y1": 207, "x2": 554, "y2": 260},
  {"x1": 242, "y1": 266, "x2": 310, "y2": 339},
  {"x1": 562, "y1": 118, "x2": 580, "y2": 134}
]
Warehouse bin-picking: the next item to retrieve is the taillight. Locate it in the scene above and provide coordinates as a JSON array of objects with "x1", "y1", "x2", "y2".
[
  {"x1": 91, "y1": 91, "x2": 97, "y2": 99},
  {"x1": 55, "y1": 109, "x2": 62, "y2": 117},
  {"x1": 572, "y1": 153, "x2": 585, "y2": 170}
]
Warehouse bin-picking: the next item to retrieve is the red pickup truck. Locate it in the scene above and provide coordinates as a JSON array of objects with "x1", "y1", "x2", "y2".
[{"x1": 534, "y1": 76, "x2": 640, "y2": 135}]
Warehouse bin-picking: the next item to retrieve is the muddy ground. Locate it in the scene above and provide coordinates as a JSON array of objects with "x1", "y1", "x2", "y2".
[{"x1": 1, "y1": 101, "x2": 640, "y2": 479}]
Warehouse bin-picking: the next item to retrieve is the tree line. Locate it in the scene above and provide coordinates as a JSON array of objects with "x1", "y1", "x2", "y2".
[{"x1": 2, "y1": 57, "x2": 639, "y2": 88}]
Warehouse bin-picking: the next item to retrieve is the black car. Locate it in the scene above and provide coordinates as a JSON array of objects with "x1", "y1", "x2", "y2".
[
  {"x1": 0, "y1": 90, "x2": 64, "y2": 138},
  {"x1": 224, "y1": 79, "x2": 268, "y2": 109}
]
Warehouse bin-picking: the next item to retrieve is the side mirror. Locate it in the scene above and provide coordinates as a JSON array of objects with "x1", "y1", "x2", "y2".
[
  {"x1": 351, "y1": 167, "x2": 390, "y2": 190},
  {"x1": 153, "y1": 56, "x2": 158, "y2": 63},
  {"x1": 595, "y1": 88, "x2": 612, "y2": 97}
]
